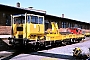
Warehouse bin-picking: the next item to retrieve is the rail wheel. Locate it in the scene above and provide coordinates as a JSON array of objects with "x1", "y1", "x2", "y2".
[
  {"x1": 73, "y1": 39, "x2": 76, "y2": 43},
  {"x1": 62, "y1": 41, "x2": 66, "y2": 46},
  {"x1": 70, "y1": 39, "x2": 73, "y2": 43}
]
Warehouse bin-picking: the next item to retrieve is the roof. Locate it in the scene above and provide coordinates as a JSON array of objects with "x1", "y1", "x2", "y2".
[
  {"x1": 0, "y1": 4, "x2": 90, "y2": 25},
  {"x1": 46, "y1": 14, "x2": 90, "y2": 25},
  {"x1": 0, "y1": 4, "x2": 45, "y2": 15}
]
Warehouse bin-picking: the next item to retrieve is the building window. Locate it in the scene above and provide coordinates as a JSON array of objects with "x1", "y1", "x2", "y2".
[
  {"x1": 6, "y1": 15, "x2": 11, "y2": 26},
  {"x1": 68, "y1": 23, "x2": 71, "y2": 28},
  {"x1": 62, "y1": 22, "x2": 66, "y2": 28},
  {"x1": 6, "y1": 19, "x2": 11, "y2": 26},
  {"x1": 74, "y1": 24, "x2": 78, "y2": 28},
  {"x1": 3, "y1": 13, "x2": 5, "y2": 17},
  {"x1": 45, "y1": 20, "x2": 49, "y2": 23}
]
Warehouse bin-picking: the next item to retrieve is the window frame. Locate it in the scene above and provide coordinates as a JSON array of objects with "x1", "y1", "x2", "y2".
[{"x1": 27, "y1": 14, "x2": 44, "y2": 24}]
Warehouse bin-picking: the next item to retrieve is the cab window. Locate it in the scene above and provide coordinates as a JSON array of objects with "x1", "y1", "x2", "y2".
[
  {"x1": 31, "y1": 16, "x2": 38, "y2": 24},
  {"x1": 14, "y1": 16, "x2": 25, "y2": 24},
  {"x1": 39, "y1": 17, "x2": 43, "y2": 24},
  {"x1": 27, "y1": 16, "x2": 30, "y2": 23}
]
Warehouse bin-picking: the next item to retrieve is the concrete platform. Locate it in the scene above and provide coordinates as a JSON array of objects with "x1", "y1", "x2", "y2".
[{"x1": 0, "y1": 35, "x2": 11, "y2": 38}]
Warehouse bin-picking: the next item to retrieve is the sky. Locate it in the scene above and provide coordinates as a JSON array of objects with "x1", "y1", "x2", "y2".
[{"x1": 0, "y1": 0, "x2": 90, "y2": 23}]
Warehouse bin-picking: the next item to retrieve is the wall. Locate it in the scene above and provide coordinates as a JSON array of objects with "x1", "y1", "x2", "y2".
[
  {"x1": 0, "y1": 26, "x2": 89, "y2": 35},
  {"x1": 0, "y1": 26, "x2": 11, "y2": 35},
  {"x1": 0, "y1": 12, "x2": 11, "y2": 26},
  {"x1": 0, "y1": 12, "x2": 6, "y2": 25}
]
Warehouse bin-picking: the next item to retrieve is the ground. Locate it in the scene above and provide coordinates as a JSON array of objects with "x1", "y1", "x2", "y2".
[{"x1": 0, "y1": 37, "x2": 90, "y2": 60}]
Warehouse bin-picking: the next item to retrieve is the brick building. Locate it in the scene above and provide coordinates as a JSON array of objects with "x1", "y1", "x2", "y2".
[{"x1": 0, "y1": 3, "x2": 90, "y2": 34}]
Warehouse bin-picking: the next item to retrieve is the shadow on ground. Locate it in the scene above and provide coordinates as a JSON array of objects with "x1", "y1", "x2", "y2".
[
  {"x1": 0, "y1": 38, "x2": 10, "y2": 51},
  {"x1": 0, "y1": 39, "x2": 89, "y2": 60},
  {"x1": 30, "y1": 52, "x2": 87, "y2": 60},
  {"x1": 2, "y1": 49, "x2": 88, "y2": 60},
  {"x1": 31, "y1": 52, "x2": 74, "y2": 60}
]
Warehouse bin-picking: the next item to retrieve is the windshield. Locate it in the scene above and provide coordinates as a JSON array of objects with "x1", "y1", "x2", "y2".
[
  {"x1": 14, "y1": 16, "x2": 25, "y2": 24},
  {"x1": 27, "y1": 15, "x2": 43, "y2": 24},
  {"x1": 13, "y1": 15, "x2": 44, "y2": 24},
  {"x1": 31, "y1": 16, "x2": 38, "y2": 24}
]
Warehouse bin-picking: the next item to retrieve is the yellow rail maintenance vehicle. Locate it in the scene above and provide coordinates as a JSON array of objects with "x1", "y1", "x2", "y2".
[
  {"x1": 8, "y1": 13, "x2": 85, "y2": 49},
  {"x1": 85, "y1": 32, "x2": 90, "y2": 37},
  {"x1": 9, "y1": 13, "x2": 45, "y2": 47}
]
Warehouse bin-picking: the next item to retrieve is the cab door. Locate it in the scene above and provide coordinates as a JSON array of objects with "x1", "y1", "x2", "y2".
[
  {"x1": 26, "y1": 14, "x2": 45, "y2": 40},
  {"x1": 38, "y1": 16, "x2": 44, "y2": 34},
  {"x1": 27, "y1": 14, "x2": 44, "y2": 35}
]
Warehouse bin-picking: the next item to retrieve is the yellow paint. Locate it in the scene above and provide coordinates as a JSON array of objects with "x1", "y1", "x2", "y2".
[{"x1": 12, "y1": 14, "x2": 85, "y2": 42}]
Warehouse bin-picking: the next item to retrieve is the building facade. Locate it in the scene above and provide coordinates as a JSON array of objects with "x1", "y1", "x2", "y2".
[{"x1": 0, "y1": 4, "x2": 90, "y2": 31}]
